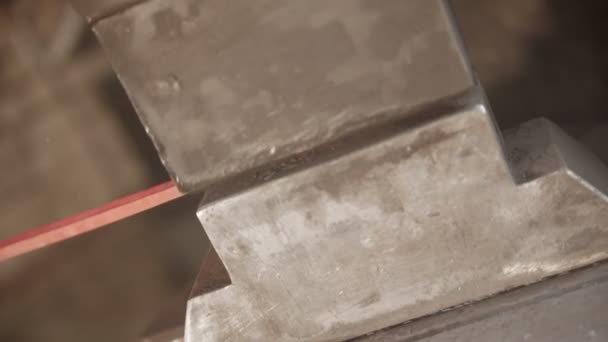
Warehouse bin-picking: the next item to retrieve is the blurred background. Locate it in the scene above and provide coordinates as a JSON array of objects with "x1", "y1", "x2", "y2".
[
  {"x1": 0, "y1": 0, "x2": 206, "y2": 341},
  {"x1": 0, "y1": 0, "x2": 606, "y2": 341}
]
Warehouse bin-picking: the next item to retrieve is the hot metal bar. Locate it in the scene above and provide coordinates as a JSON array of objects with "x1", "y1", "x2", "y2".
[{"x1": 0, "y1": 181, "x2": 183, "y2": 262}]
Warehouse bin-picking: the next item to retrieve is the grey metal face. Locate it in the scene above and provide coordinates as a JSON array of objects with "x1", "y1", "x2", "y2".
[{"x1": 93, "y1": 0, "x2": 474, "y2": 192}]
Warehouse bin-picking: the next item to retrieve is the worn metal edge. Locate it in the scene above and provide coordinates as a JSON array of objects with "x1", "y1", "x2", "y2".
[
  {"x1": 352, "y1": 261, "x2": 608, "y2": 341},
  {"x1": 197, "y1": 87, "x2": 485, "y2": 204}
]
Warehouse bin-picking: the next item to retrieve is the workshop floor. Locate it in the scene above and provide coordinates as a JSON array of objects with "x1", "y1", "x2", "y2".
[{"x1": 0, "y1": 0, "x2": 606, "y2": 341}]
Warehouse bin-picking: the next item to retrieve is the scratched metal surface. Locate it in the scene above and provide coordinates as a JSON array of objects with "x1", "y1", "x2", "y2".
[
  {"x1": 188, "y1": 105, "x2": 608, "y2": 341},
  {"x1": 355, "y1": 263, "x2": 608, "y2": 342},
  {"x1": 92, "y1": 0, "x2": 474, "y2": 192}
]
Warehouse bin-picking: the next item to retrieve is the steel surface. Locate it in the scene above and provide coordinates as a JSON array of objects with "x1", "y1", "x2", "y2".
[
  {"x1": 188, "y1": 105, "x2": 608, "y2": 341},
  {"x1": 93, "y1": 0, "x2": 474, "y2": 192}
]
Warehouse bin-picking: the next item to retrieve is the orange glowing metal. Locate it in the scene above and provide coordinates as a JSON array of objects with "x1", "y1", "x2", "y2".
[{"x1": 0, "y1": 181, "x2": 184, "y2": 262}]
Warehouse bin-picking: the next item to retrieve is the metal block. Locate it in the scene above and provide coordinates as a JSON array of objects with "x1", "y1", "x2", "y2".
[
  {"x1": 92, "y1": 0, "x2": 474, "y2": 192},
  {"x1": 356, "y1": 262, "x2": 608, "y2": 342},
  {"x1": 188, "y1": 105, "x2": 608, "y2": 341}
]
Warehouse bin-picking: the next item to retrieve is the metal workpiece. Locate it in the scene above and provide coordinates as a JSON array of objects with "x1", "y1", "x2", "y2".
[
  {"x1": 92, "y1": 0, "x2": 475, "y2": 192},
  {"x1": 188, "y1": 106, "x2": 608, "y2": 341}
]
